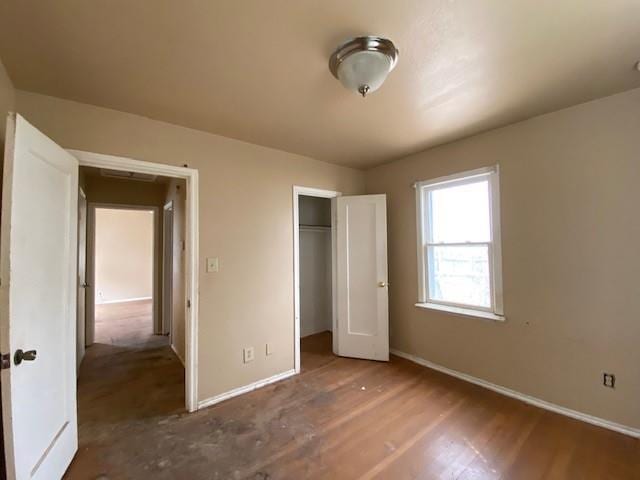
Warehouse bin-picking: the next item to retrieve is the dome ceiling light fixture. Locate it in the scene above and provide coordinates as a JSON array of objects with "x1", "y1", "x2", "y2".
[{"x1": 329, "y1": 36, "x2": 399, "y2": 98}]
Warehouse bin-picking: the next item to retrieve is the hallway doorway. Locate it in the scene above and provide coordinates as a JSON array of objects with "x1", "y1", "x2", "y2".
[
  {"x1": 93, "y1": 207, "x2": 160, "y2": 348},
  {"x1": 66, "y1": 162, "x2": 192, "y2": 476}
]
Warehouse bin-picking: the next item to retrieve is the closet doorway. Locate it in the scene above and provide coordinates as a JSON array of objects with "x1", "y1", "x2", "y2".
[{"x1": 293, "y1": 187, "x2": 339, "y2": 373}]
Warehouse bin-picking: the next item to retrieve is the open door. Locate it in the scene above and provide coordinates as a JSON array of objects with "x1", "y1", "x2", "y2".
[
  {"x1": 77, "y1": 188, "x2": 87, "y2": 371},
  {"x1": 162, "y1": 201, "x2": 174, "y2": 336},
  {"x1": 1, "y1": 114, "x2": 78, "y2": 479},
  {"x1": 335, "y1": 194, "x2": 389, "y2": 361}
]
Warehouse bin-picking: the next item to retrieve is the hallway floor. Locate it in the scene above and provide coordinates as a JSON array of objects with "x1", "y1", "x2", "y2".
[
  {"x1": 94, "y1": 299, "x2": 169, "y2": 350},
  {"x1": 65, "y1": 322, "x2": 639, "y2": 479},
  {"x1": 66, "y1": 300, "x2": 183, "y2": 479}
]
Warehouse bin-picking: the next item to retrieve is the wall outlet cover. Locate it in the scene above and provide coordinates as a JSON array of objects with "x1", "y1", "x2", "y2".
[
  {"x1": 243, "y1": 347, "x2": 255, "y2": 363},
  {"x1": 603, "y1": 372, "x2": 616, "y2": 389}
]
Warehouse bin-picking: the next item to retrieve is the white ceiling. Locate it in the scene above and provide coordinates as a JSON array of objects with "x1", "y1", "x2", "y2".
[{"x1": 1, "y1": 1, "x2": 639, "y2": 169}]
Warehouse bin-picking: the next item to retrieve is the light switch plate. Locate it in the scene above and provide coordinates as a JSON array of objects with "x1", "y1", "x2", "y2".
[
  {"x1": 206, "y1": 257, "x2": 219, "y2": 273},
  {"x1": 266, "y1": 343, "x2": 273, "y2": 356},
  {"x1": 243, "y1": 347, "x2": 254, "y2": 363}
]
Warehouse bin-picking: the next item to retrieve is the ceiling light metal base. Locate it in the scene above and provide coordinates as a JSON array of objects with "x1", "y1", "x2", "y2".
[
  {"x1": 358, "y1": 85, "x2": 370, "y2": 97},
  {"x1": 329, "y1": 36, "x2": 399, "y2": 79}
]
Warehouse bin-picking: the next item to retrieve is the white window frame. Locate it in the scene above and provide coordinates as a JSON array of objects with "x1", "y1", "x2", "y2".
[{"x1": 414, "y1": 166, "x2": 505, "y2": 321}]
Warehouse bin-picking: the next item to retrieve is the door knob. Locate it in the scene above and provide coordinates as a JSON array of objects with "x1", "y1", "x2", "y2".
[
  {"x1": 14, "y1": 349, "x2": 37, "y2": 365},
  {"x1": 378, "y1": 281, "x2": 390, "y2": 288}
]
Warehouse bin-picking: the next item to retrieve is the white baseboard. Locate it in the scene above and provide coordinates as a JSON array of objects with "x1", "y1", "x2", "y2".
[
  {"x1": 197, "y1": 369, "x2": 297, "y2": 410},
  {"x1": 96, "y1": 296, "x2": 152, "y2": 305},
  {"x1": 171, "y1": 343, "x2": 185, "y2": 367},
  {"x1": 390, "y1": 349, "x2": 639, "y2": 439}
]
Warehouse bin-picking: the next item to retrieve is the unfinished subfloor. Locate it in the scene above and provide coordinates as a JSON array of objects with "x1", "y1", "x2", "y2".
[{"x1": 66, "y1": 310, "x2": 639, "y2": 479}]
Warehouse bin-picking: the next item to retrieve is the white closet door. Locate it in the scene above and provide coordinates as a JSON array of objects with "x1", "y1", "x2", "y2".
[{"x1": 335, "y1": 194, "x2": 389, "y2": 361}]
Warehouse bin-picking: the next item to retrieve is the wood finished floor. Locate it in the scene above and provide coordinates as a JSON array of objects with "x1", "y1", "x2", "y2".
[
  {"x1": 66, "y1": 306, "x2": 639, "y2": 479},
  {"x1": 94, "y1": 300, "x2": 169, "y2": 350}
]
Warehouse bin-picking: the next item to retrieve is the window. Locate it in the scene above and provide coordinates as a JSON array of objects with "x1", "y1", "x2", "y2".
[{"x1": 415, "y1": 166, "x2": 504, "y2": 320}]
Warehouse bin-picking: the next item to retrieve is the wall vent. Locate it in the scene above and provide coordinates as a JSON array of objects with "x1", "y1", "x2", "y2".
[{"x1": 100, "y1": 169, "x2": 157, "y2": 182}]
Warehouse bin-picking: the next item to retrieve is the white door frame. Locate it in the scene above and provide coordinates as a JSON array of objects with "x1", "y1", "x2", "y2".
[
  {"x1": 70, "y1": 150, "x2": 200, "y2": 413},
  {"x1": 292, "y1": 186, "x2": 340, "y2": 373},
  {"x1": 87, "y1": 203, "x2": 160, "y2": 330}
]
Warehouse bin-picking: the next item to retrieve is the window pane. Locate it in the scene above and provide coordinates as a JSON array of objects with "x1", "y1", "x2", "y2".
[
  {"x1": 428, "y1": 180, "x2": 490, "y2": 243},
  {"x1": 428, "y1": 245, "x2": 491, "y2": 308}
]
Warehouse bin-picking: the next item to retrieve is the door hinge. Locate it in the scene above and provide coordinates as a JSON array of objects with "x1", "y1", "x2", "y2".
[
  {"x1": 187, "y1": 299, "x2": 191, "y2": 309},
  {"x1": 1, "y1": 353, "x2": 10, "y2": 370}
]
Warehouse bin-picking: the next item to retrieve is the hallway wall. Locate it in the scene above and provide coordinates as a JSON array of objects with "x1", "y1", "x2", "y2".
[
  {"x1": 165, "y1": 178, "x2": 187, "y2": 364},
  {"x1": 95, "y1": 208, "x2": 154, "y2": 304}
]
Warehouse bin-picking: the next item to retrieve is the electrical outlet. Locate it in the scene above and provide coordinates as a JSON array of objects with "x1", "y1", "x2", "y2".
[
  {"x1": 603, "y1": 372, "x2": 616, "y2": 389},
  {"x1": 243, "y1": 347, "x2": 254, "y2": 363},
  {"x1": 266, "y1": 343, "x2": 273, "y2": 356}
]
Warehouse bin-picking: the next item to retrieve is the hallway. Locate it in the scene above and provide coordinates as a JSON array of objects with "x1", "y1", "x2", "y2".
[{"x1": 65, "y1": 300, "x2": 183, "y2": 479}]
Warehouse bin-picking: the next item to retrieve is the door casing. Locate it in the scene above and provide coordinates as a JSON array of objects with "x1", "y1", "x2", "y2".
[
  {"x1": 69, "y1": 150, "x2": 200, "y2": 413},
  {"x1": 292, "y1": 186, "x2": 340, "y2": 373}
]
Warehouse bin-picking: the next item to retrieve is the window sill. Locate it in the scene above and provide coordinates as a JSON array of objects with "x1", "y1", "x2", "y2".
[{"x1": 414, "y1": 302, "x2": 506, "y2": 322}]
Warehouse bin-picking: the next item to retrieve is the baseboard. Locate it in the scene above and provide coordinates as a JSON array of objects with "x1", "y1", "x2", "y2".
[
  {"x1": 171, "y1": 343, "x2": 185, "y2": 367},
  {"x1": 96, "y1": 296, "x2": 152, "y2": 305},
  {"x1": 390, "y1": 349, "x2": 640, "y2": 439},
  {"x1": 197, "y1": 369, "x2": 297, "y2": 410}
]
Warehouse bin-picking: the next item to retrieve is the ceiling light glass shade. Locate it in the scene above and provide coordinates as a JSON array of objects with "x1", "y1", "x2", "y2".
[{"x1": 329, "y1": 36, "x2": 399, "y2": 97}]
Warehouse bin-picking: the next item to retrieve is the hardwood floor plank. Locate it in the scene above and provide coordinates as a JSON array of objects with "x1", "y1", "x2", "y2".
[{"x1": 66, "y1": 326, "x2": 639, "y2": 479}]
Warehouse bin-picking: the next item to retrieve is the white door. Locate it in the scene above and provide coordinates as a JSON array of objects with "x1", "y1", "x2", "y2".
[
  {"x1": 84, "y1": 205, "x2": 95, "y2": 347},
  {"x1": 77, "y1": 188, "x2": 87, "y2": 371},
  {"x1": 162, "y1": 202, "x2": 174, "y2": 336},
  {"x1": 335, "y1": 194, "x2": 389, "y2": 361},
  {"x1": 1, "y1": 114, "x2": 79, "y2": 479}
]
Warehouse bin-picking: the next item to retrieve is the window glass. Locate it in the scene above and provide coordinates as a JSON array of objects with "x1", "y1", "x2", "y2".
[
  {"x1": 427, "y1": 245, "x2": 491, "y2": 308},
  {"x1": 428, "y1": 180, "x2": 490, "y2": 243}
]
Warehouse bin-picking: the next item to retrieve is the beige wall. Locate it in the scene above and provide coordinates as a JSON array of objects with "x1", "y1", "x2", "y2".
[
  {"x1": 365, "y1": 88, "x2": 640, "y2": 429},
  {"x1": 15, "y1": 90, "x2": 365, "y2": 402},
  {"x1": 84, "y1": 174, "x2": 167, "y2": 207},
  {"x1": 165, "y1": 178, "x2": 187, "y2": 363},
  {"x1": 95, "y1": 208, "x2": 154, "y2": 303},
  {"x1": 0, "y1": 58, "x2": 14, "y2": 143}
]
